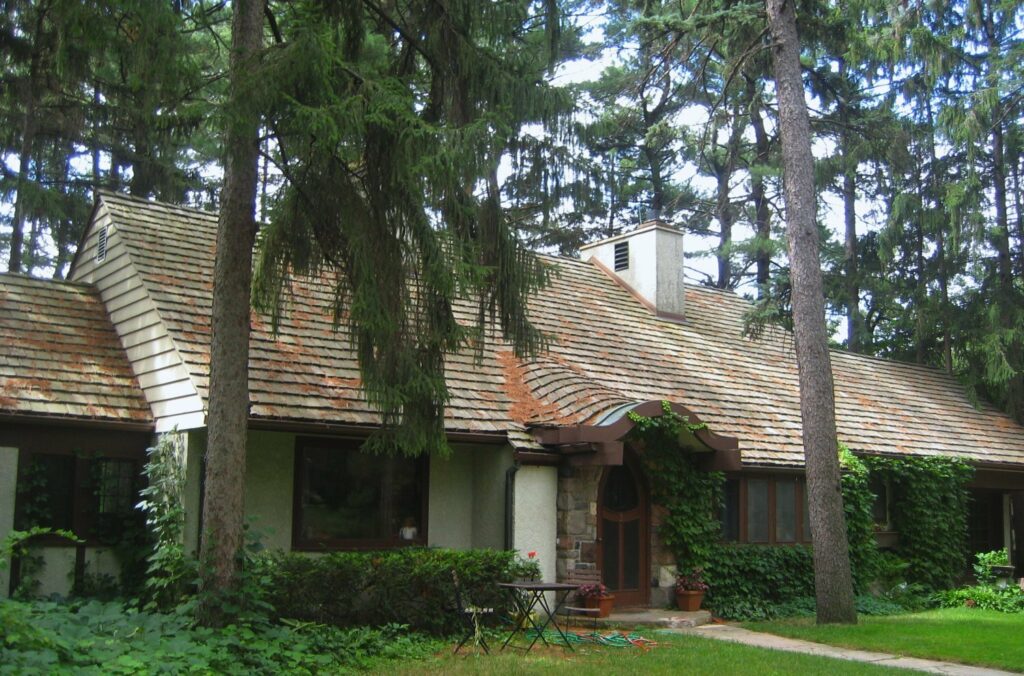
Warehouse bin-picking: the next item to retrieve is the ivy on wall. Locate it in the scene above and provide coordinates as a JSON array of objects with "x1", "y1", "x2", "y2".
[
  {"x1": 625, "y1": 401, "x2": 975, "y2": 608},
  {"x1": 862, "y1": 455, "x2": 973, "y2": 590},
  {"x1": 627, "y1": 402, "x2": 724, "y2": 572},
  {"x1": 838, "y1": 445, "x2": 882, "y2": 590}
]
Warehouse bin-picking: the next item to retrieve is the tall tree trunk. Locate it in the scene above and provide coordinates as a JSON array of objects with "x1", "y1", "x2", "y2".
[
  {"x1": 8, "y1": 55, "x2": 41, "y2": 273},
  {"x1": 842, "y1": 141, "x2": 859, "y2": 352},
  {"x1": 714, "y1": 110, "x2": 744, "y2": 289},
  {"x1": 198, "y1": 0, "x2": 264, "y2": 627},
  {"x1": 838, "y1": 60, "x2": 860, "y2": 353},
  {"x1": 982, "y1": 3, "x2": 1023, "y2": 420},
  {"x1": 914, "y1": 159, "x2": 927, "y2": 365},
  {"x1": 925, "y1": 100, "x2": 952, "y2": 373},
  {"x1": 747, "y1": 79, "x2": 772, "y2": 292},
  {"x1": 765, "y1": 0, "x2": 856, "y2": 624}
]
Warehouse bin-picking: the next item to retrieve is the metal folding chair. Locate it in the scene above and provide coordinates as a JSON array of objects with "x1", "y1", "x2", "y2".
[
  {"x1": 559, "y1": 567, "x2": 603, "y2": 630},
  {"x1": 451, "y1": 570, "x2": 494, "y2": 654}
]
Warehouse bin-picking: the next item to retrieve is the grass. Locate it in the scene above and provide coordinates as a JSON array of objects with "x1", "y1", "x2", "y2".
[
  {"x1": 746, "y1": 608, "x2": 1024, "y2": 673},
  {"x1": 386, "y1": 630, "x2": 902, "y2": 675}
]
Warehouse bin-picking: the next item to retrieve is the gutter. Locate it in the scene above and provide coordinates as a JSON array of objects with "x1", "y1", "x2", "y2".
[{"x1": 504, "y1": 463, "x2": 519, "y2": 551}]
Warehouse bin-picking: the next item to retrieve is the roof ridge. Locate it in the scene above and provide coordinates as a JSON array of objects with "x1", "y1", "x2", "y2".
[{"x1": 98, "y1": 190, "x2": 218, "y2": 220}]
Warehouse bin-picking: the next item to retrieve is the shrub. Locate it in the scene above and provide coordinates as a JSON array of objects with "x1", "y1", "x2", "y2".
[
  {"x1": 933, "y1": 585, "x2": 1024, "y2": 613},
  {"x1": 255, "y1": 547, "x2": 537, "y2": 634},
  {"x1": 973, "y1": 550, "x2": 1011, "y2": 586}
]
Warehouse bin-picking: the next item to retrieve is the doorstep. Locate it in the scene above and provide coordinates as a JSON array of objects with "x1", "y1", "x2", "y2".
[{"x1": 592, "y1": 607, "x2": 712, "y2": 629}]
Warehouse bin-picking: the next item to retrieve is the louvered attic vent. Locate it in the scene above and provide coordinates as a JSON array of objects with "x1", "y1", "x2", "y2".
[
  {"x1": 614, "y1": 241, "x2": 629, "y2": 271},
  {"x1": 96, "y1": 225, "x2": 108, "y2": 262}
]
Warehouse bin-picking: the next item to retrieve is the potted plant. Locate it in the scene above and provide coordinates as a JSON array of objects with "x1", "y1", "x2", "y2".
[
  {"x1": 577, "y1": 583, "x2": 615, "y2": 618},
  {"x1": 675, "y1": 567, "x2": 708, "y2": 611}
]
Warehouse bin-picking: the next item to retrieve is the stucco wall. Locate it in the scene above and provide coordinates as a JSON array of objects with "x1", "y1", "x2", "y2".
[
  {"x1": 513, "y1": 465, "x2": 558, "y2": 582},
  {"x1": 426, "y1": 444, "x2": 511, "y2": 550},
  {"x1": 25, "y1": 546, "x2": 122, "y2": 599},
  {"x1": 0, "y1": 446, "x2": 17, "y2": 597},
  {"x1": 183, "y1": 429, "x2": 296, "y2": 553},
  {"x1": 244, "y1": 431, "x2": 295, "y2": 551},
  {"x1": 472, "y1": 446, "x2": 511, "y2": 549},
  {"x1": 428, "y1": 449, "x2": 475, "y2": 549}
]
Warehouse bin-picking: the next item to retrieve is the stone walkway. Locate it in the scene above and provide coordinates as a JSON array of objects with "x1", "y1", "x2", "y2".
[{"x1": 673, "y1": 624, "x2": 1017, "y2": 675}]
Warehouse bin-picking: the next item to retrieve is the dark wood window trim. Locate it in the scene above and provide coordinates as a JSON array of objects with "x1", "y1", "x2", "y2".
[
  {"x1": 291, "y1": 437, "x2": 430, "y2": 552},
  {"x1": 14, "y1": 447, "x2": 145, "y2": 546},
  {"x1": 722, "y1": 473, "x2": 812, "y2": 545}
]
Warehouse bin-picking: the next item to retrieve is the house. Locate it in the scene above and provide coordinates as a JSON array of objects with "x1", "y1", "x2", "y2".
[{"x1": 2, "y1": 192, "x2": 1023, "y2": 603}]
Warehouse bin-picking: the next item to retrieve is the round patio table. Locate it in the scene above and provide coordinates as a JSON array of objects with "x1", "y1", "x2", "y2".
[{"x1": 497, "y1": 581, "x2": 580, "y2": 651}]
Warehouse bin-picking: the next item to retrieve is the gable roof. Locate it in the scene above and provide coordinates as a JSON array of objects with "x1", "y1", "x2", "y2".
[
  {"x1": 43, "y1": 192, "x2": 1024, "y2": 468},
  {"x1": 0, "y1": 273, "x2": 152, "y2": 427}
]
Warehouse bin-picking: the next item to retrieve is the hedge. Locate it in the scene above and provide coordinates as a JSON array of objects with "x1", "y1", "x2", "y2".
[{"x1": 254, "y1": 547, "x2": 537, "y2": 634}]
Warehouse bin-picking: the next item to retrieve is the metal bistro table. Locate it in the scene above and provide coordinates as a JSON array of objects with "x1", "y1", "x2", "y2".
[{"x1": 498, "y1": 581, "x2": 579, "y2": 651}]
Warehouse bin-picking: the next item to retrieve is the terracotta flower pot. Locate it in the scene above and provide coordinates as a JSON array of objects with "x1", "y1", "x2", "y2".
[
  {"x1": 583, "y1": 594, "x2": 615, "y2": 618},
  {"x1": 675, "y1": 589, "x2": 704, "y2": 611}
]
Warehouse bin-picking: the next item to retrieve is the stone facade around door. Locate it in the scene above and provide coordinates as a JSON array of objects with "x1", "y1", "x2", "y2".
[{"x1": 555, "y1": 463, "x2": 677, "y2": 608}]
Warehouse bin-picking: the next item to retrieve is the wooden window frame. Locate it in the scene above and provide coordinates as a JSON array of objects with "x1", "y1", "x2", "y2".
[
  {"x1": 14, "y1": 447, "x2": 145, "y2": 546},
  {"x1": 723, "y1": 474, "x2": 812, "y2": 545},
  {"x1": 291, "y1": 437, "x2": 430, "y2": 552}
]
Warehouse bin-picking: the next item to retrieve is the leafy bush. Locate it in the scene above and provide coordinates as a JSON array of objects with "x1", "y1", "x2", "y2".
[
  {"x1": 933, "y1": 585, "x2": 1024, "y2": 613},
  {"x1": 255, "y1": 547, "x2": 538, "y2": 634},
  {"x1": 973, "y1": 550, "x2": 1011, "y2": 586},
  {"x1": 0, "y1": 599, "x2": 439, "y2": 673}
]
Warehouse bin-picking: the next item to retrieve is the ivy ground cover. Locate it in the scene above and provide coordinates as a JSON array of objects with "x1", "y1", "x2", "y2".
[{"x1": 746, "y1": 608, "x2": 1024, "y2": 673}]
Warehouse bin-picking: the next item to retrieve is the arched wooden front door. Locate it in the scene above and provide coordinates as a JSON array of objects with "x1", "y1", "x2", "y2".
[{"x1": 598, "y1": 451, "x2": 649, "y2": 607}]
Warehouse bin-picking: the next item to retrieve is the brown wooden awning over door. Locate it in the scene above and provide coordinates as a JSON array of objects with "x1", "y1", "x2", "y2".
[{"x1": 528, "y1": 400, "x2": 741, "y2": 470}]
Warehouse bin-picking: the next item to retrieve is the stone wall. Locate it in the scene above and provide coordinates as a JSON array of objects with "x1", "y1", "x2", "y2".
[
  {"x1": 556, "y1": 463, "x2": 677, "y2": 607},
  {"x1": 555, "y1": 466, "x2": 601, "y2": 579}
]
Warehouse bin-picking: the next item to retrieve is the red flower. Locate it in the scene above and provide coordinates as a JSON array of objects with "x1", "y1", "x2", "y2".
[{"x1": 527, "y1": 551, "x2": 537, "y2": 559}]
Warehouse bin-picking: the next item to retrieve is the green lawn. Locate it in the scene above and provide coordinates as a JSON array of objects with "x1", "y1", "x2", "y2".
[
  {"x1": 746, "y1": 608, "x2": 1024, "y2": 673},
  {"x1": 387, "y1": 630, "x2": 901, "y2": 675}
]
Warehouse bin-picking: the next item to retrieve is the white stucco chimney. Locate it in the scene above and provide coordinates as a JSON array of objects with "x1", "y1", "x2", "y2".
[{"x1": 580, "y1": 221, "x2": 686, "y2": 319}]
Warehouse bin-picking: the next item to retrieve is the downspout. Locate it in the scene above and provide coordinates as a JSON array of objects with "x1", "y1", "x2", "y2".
[{"x1": 504, "y1": 463, "x2": 519, "y2": 551}]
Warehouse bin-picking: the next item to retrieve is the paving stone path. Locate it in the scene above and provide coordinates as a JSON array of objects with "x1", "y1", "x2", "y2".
[{"x1": 674, "y1": 624, "x2": 1017, "y2": 675}]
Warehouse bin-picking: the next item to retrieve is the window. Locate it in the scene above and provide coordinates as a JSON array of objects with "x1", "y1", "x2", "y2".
[
  {"x1": 720, "y1": 479, "x2": 740, "y2": 541},
  {"x1": 15, "y1": 454, "x2": 75, "y2": 531},
  {"x1": 293, "y1": 439, "x2": 428, "y2": 550},
  {"x1": 747, "y1": 479, "x2": 769, "y2": 542},
  {"x1": 719, "y1": 475, "x2": 811, "y2": 544},
  {"x1": 614, "y1": 241, "x2": 629, "y2": 271},
  {"x1": 14, "y1": 452, "x2": 143, "y2": 542}
]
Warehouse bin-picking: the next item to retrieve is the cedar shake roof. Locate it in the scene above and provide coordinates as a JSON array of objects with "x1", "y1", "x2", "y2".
[
  {"x1": 64, "y1": 193, "x2": 1024, "y2": 467},
  {"x1": 0, "y1": 273, "x2": 152, "y2": 425}
]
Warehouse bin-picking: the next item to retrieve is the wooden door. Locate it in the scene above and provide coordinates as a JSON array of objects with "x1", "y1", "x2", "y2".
[{"x1": 598, "y1": 452, "x2": 649, "y2": 607}]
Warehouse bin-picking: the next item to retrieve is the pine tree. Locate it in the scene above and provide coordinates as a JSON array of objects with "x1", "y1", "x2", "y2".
[{"x1": 765, "y1": 0, "x2": 856, "y2": 624}]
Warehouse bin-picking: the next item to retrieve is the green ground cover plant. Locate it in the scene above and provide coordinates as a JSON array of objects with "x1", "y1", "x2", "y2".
[
  {"x1": 746, "y1": 608, "x2": 1024, "y2": 673},
  {"x1": 0, "y1": 599, "x2": 442, "y2": 674}
]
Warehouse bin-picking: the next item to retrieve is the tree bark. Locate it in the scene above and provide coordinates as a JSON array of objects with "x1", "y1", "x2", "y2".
[
  {"x1": 842, "y1": 137, "x2": 859, "y2": 353},
  {"x1": 765, "y1": 0, "x2": 856, "y2": 624},
  {"x1": 197, "y1": 0, "x2": 264, "y2": 626},
  {"x1": 7, "y1": 14, "x2": 44, "y2": 274},
  {"x1": 747, "y1": 79, "x2": 772, "y2": 292}
]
